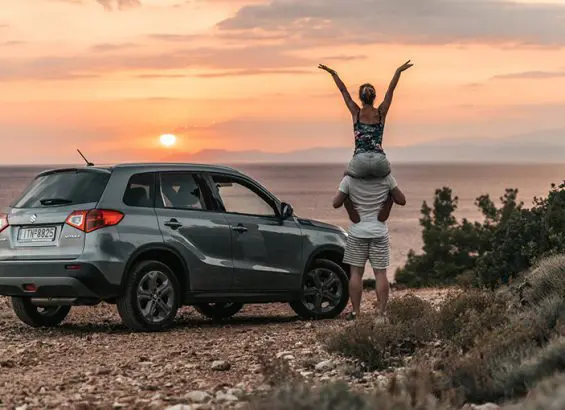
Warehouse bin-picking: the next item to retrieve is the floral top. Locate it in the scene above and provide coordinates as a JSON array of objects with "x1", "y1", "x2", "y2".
[{"x1": 353, "y1": 109, "x2": 384, "y2": 155}]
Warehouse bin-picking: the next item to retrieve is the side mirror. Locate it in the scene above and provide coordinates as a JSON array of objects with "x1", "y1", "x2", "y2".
[{"x1": 281, "y1": 202, "x2": 294, "y2": 219}]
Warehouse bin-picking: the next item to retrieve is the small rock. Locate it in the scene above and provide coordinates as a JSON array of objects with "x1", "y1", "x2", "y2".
[
  {"x1": 165, "y1": 405, "x2": 194, "y2": 410},
  {"x1": 314, "y1": 360, "x2": 335, "y2": 372},
  {"x1": 304, "y1": 322, "x2": 313, "y2": 329},
  {"x1": 300, "y1": 371, "x2": 313, "y2": 378},
  {"x1": 275, "y1": 351, "x2": 293, "y2": 359},
  {"x1": 215, "y1": 391, "x2": 239, "y2": 403},
  {"x1": 226, "y1": 388, "x2": 244, "y2": 398},
  {"x1": 461, "y1": 404, "x2": 500, "y2": 410},
  {"x1": 184, "y1": 391, "x2": 211, "y2": 403},
  {"x1": 320, "y1": 375, "x2": 331, "y2": 381},
  {"x1": 211, "y1": 360, "x2": 231, "y2": 371}
]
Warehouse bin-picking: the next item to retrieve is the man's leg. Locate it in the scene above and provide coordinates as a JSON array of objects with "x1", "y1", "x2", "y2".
[
  {"x1": 342, "y1": 236, "x2": 369, "y2": 318},
  {"x1": 373, "y1": 268, "x2": 389, "y2": 316},
  {"x1": 349, "y1": 265, "x2": 365, "y2": 316},
  {"x1": 369, "y1": 235, "x2": 391, "y2": 319}
]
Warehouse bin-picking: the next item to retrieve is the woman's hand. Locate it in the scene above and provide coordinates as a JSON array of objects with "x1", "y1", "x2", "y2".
[
  {"x1": 318, "y1": 64, "x2": 337, "y2": 75},
  {"x1": 396, "y1": 60, "x2": 414, "y2": 73}
]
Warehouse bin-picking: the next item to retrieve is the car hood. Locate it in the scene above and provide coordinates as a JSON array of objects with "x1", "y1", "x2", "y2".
[{"x1": 296, "y1": 217, "x2": 346, "y2": 235}]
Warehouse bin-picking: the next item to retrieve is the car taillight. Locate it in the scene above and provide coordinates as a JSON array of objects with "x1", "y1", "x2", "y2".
[
  {"x1": 0, "y1": 213, "x2": 8, "y2": 233},
  {"x1": 65, "y1": 209, "x2": 124, "y2": 233}
]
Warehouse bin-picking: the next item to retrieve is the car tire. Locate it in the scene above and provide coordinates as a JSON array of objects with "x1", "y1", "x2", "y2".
[
  {"x1": 11, "y1": 297, "x2": 71, "y2": 327},
  {"x1": 194, "y1": 302, "x2": 244, "y2": 320},
  {"x1": 289, "y1": 258, "x2": 349, "y2": 320},
  {"x1": 117, "y1": 260, "x2": 180, "y2": 332}
]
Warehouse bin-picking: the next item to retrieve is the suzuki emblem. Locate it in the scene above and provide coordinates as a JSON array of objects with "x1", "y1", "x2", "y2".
[{"x1": 29, "y1": 214, "x2": 37, "y2": 224}]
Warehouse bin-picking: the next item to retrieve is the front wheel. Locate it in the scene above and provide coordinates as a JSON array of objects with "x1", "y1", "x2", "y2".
[
  {"x1": 11, "y1": 297, "x2": 71, "y2": 328},
  {"x1": 195, "y1": 302, "x2": 244, "y2": 320},
  {"x1": 117, "y1": 260, "x2": 180, "y2": 332},
  {"x1": 290, "y1": 259, "x2": 349, "y2": 320}
]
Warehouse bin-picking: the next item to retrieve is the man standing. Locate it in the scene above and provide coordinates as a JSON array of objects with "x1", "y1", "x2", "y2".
[{"x1": 333, "y1": 173, "x2": 406, "y2": 321}]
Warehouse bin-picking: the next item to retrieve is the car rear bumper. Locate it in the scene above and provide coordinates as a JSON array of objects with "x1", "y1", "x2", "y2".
[{"x1": 0, "y1": 261, "x2": 120, "y2": 299}]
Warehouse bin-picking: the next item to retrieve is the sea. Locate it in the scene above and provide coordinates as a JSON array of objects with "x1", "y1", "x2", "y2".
[{"x1": 1, "y1": 163, "x2": 564, "y2": 281}]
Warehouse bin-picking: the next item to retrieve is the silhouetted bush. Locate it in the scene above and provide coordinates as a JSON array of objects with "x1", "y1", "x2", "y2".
[{"x1": 396, "y1": 182, "x2": 565, "y2": 289}]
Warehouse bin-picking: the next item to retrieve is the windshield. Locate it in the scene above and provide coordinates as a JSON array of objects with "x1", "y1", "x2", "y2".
[{"x1": 11, "y1": 169, "x2": 111, "y2": 209}]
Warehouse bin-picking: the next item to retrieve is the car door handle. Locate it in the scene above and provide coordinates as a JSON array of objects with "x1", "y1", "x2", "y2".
[
  {"x1": 232, "y1": 224, "x2": 248, "y2": 233},
  {"x1": 164, "y1": 218, "x2": 182, "y2": 230}
]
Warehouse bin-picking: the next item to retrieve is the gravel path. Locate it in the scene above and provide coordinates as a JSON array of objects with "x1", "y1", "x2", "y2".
[{"x1": 0, "y1": 288, "x2": 452, "y2": 410}]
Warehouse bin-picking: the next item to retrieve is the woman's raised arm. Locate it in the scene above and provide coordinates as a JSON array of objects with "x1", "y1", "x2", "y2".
[
  {"x1": 379, "y1": 60, "x2": 413, "y2": 118},
  {"x1": 318, "y1": 64, "x2": 359, "y2": 116}
]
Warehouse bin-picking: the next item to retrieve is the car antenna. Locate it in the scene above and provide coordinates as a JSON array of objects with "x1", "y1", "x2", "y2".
[{"x1": 77, "y1": 149, "x2": 94, "y2": 167}]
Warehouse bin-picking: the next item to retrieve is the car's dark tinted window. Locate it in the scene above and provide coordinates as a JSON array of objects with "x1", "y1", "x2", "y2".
[
  {"x1": 123, "y1": 173, "x2": 155, "y2": 207},
  {"x1": 12, "y1": 170, "x2": 110, "y2": 208},
  {"x1": 157, "y1": 172, "x2": 206, "y2": 210},
  {"x1": 211, "y1": 174, "x2": 276, "y2": 216}
]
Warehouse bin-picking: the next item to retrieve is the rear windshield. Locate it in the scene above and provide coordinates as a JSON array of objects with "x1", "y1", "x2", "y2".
[{"x1": 11, "y1": 169, "x2": 111, "y2": 208}]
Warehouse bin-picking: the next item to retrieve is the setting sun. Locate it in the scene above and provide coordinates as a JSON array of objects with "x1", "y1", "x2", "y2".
[{"x1": 159, "y1": 134, "x2": 177, "y2": 147}]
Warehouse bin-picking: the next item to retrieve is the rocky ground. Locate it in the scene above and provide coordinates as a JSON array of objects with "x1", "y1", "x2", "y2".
[{"x1": 0, "y1": 288, "x2": 452, "y2": 410}]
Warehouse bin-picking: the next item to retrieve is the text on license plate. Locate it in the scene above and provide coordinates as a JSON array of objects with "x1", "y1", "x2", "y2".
[{"x1": 18, "y1": 227, "x2": 57, "y2": 242}]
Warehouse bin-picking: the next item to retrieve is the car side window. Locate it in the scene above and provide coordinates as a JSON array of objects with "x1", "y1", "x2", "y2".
[
  {"x1": 211, "y1": 175, "x2": 276, "y2": 217},
  {"x1": 123, "y1": 173, "x2": 155, "y2": 207},
  {"x1": 157, "y1": 172, "x2": 206, "y2": 210}
]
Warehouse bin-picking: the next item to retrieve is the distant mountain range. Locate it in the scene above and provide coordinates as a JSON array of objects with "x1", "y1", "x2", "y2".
[{"x1": 165, "y1": 129, "x2": 565, "y2": 164}]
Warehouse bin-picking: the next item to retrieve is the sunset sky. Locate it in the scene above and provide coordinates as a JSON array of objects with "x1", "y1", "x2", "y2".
[{"x1": 1, "y1": 0, "x2": 564, "y2": 164}]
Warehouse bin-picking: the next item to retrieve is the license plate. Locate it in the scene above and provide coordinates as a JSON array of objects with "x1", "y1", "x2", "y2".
[{"x1": 18, "y1": 227, "x2": 57, "y2": 243}]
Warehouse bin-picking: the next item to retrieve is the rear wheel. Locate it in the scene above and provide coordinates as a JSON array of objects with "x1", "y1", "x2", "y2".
[
  {"x1": 290, "y1": 259, "x2": 349, "y2": 320},
  {"x1": 11, "y1": 297, "x2": 71, "y2": 327},
  {"x1": 195, "y1": 302, "x2": 244, "y2": 320},
  {"x1": 117, "y1": 260, "x2": 180, "y2": 332}
]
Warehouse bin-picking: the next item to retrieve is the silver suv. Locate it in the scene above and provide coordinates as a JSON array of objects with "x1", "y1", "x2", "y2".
[{"x1": 0, "y1": 164, "x2": 349, "y2": 331}]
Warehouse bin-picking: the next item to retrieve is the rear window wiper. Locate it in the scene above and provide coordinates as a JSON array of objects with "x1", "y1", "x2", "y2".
[{"x1": 39, "y1": 198, "x2": 73, "y2": 206}]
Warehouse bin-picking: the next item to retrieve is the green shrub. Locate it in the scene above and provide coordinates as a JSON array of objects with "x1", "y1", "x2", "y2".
[{"x1": 395, "y1": 182, "x2": 565, "y2": 289}]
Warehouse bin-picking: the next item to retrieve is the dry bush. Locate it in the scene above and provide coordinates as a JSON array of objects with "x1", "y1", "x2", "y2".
[
  {"x1": 246, "y1": 374, "x2": 454, "y2": 410},
  {"x1": 454, "y1": 270, "x2": 477, "y2": 290},
  {"x1": 438, "y1": 290, "x2": 507, "y2": 350},
  {"x1": 258, "y1": 355, "x2": 303, "y2": 387},
  {"x1": 502, "y1": 373, "x2": 565, "y2": 409},
  {"x1": 388, "y1": 294, "x2": 436, "y2": 325},
  {"x1": 519, "y1": 254, "x2": 565, "y2": 307},
  {"x1": 443, "y1": 296, "x2": 565, "y2": 404},
  {"x1": 325, "y1": 306, "x2": 437, "y2": 372}
]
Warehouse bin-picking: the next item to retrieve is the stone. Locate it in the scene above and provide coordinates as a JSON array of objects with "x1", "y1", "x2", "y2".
[
  {"x1": 215, "y1": 391, "x2": 239, "y2": 403},
  {"x1": 211, "y1": 360, "x2": 231, "y2": 371},
  {"x1": 165, "y1": 405, "x2": 194, "y2": 410},
  {"x1": 314, "y1": 360, "x2": 335, "y2": 372},
  {"x1": 226, "y1": 388, "x2": 244, "y2": 398},
  {"x1": 275, "y1": 351, "x2": 293, "y2": 359},
  {"x1": 184, "y1": 391, "x2": 211, "y2": 403},
  {"x1": 461, "y1": 404, "x2": 500, "y2": 410}
]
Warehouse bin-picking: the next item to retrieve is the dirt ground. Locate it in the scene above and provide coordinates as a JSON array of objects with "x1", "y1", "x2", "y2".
[{"x1": 0, "y1": 288, "x2": 453, "y2": 410}]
